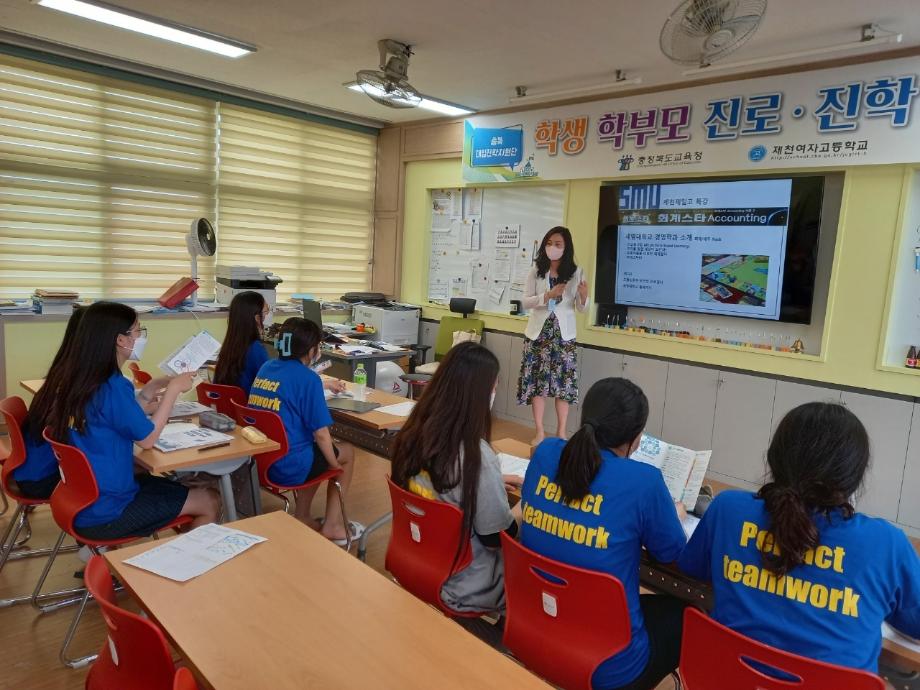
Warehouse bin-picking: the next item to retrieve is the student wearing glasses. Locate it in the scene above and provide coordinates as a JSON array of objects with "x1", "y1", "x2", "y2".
[{"x1": 43, "y1": 301, "x2": 219, "y2": 540}]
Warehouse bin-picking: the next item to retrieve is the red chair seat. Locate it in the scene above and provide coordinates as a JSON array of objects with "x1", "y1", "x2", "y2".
[{"x1": 196, "y1": 382, "x2": 246, "y2": 418}]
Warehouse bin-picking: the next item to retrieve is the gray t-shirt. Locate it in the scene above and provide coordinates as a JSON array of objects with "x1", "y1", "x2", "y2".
[{"x1": 409, "y1": 440, "x2": 514, "y2": 613}]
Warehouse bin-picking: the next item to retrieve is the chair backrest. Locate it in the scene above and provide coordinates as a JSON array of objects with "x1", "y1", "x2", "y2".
[
  {"x1": 0, "y1": 396, "x2": 28, "y2": 498},
  {"x1": 128, "y1": 362, "x2": 152, "y2": 385},
  {"x1": 173, "y1": 667, "x2": 199, "y2": 690},
  {"x1": 196, "y1": 382, "x2": 247, "y2": 418},
  {"x1": 384, "y1": 477, "x2": 474, "y2": 616},
  {"x1": 500, "y1": 532, "x2": 631, "y2": 690},
  {"x1": 84, "y1": 555, "x2": 177, "y2": 690},
  {"x1": 679, "y1": 607, "x2": 885, "y2": 690},
  {"x1": 433, "y1": 315, "x2": 485, "y2": 361},
  {"x1": 230, "y1": 401, "x2": 289, "y2": 488},
  {"x1": 42, "y1": 429, "x2": 99, "y2": 539}
]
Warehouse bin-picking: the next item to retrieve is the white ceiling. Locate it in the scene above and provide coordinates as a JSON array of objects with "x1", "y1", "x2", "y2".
[{"x1": 1, "y1": 0, "x2": 919, "y2": 126}]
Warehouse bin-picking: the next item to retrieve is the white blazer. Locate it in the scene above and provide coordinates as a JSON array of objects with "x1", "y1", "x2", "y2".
[{"x1": 522, "y1": 265, "x2": 588, "y2": 341}]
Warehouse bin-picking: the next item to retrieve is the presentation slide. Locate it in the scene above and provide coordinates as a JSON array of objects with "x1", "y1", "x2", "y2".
[{"x1": 614, "y1": 179, "x2": 792, "y2": 320}]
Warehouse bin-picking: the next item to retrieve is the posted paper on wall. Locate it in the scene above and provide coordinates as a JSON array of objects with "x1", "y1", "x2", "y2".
[{"x1": 123, "y1": 523, "x2": 266, "y2": 582}]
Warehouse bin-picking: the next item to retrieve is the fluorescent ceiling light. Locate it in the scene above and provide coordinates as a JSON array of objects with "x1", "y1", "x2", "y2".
[
  {"x1": 682, "y1": 26, "x2": 902, "y2": 76},
  {"x1": 509, "y1": 74, "x2": 643, "y2": 105},
  {"x1": 33, "y1": 0, "x2": 256, "y2": 58},
  {"x1": 345, "y1": 82, "x2": 475, "y2": 116}
]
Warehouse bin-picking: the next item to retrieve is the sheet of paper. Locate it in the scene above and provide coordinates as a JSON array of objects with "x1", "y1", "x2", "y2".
[
  {"x1": 451, "y1": 276, "x2": 468, "y2": 297},
  {"x1": 492, "y1": 250, "x2": 513, "y2": 282},
  {"x1": 431, "y1": 189, "x2": 462, "y2": 232},
  {"x1": 633, "y1": 434, "x2": 697, "y2": 502},
  {"x1": 338, "y1": 344, "x2": 376, "y2": 355},
  {"x1": 159, "y1": 331, "x2": 221, "y2": 375},
  {"x1": 497, "y1": 452, "x2": 530, "y2": 478},
  {"x1": 123, "y1": 523, "x2": 266, "y2": 582},
  {"x1": 495, "y1": 223, "x2": 521, "y2": 248},
  {"x1": 153, "y1": 426, "x2": 234, "y2": 452},
  {"x1": 428, "y1": 278, "x2": 449, "y2": 301},
  {"x1": 471, "y1": 260, "x2": 490, "y2": 293},
  {"x1": 374, "y1": 401, "x2": 417, "y2": 417},
  {"x1": 462, "y1": 187, "x2": 483, "y2": 222},
  {"x1": 169, "y1": 400, "x2": 211, "y2": 418},
  {"x1": 488, "y1": 285, "x2": 505, "y2": 305},
  {"x1": 680, "y1": 450, "x2": 712, "y2": 508},
  {"x1": 681, "y1": 514, "x2": 701, "y2": 540},
  {"x1": 459, "y1": 221, "x2": 480, "y2": 251},
  {"x1": 882, "y1": 622, "x2": 920, "y2": 654}
]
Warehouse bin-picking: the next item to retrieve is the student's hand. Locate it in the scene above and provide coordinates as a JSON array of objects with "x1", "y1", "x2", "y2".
[
  {"x1": 167, "y1": 372, "x2": 196, "y2": 394},
  {"x1": 674, "y1": 501, "x2": 688, "y2": 521},
  {"x1": 324, "y1": 379, "x2": 347, "y2": 394},
  {"x1": 577, "y1": 280, "x2": 588, "y2": 303},
  {"x1": 502, "y1": 474, "x2": 524, "y2": 492}
]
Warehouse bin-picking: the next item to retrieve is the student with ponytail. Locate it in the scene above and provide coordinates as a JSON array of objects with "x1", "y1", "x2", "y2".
[
  {"x1": 678, "y1": 402, "x2": 920, "y2": 673},
  {"x1": 519, "y1": 378, "x2": 688, "y2": 690}
]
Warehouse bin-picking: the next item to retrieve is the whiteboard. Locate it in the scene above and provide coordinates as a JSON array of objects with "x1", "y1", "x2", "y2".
[{"x1": 427, "y1": 185, "x2": 566, "y2": 314}]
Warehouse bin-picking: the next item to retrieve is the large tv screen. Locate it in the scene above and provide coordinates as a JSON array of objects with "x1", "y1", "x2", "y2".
[{"x1": 596, "y1": 176, "x2": 825, "y2": 323}]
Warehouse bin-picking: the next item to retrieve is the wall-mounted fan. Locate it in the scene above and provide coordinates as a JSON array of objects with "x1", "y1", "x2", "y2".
[
  {"x1": 355, "y1": 39, "x2": 422, "y2": 108},
  {"x1": 660, "y1": 0, "x2": 767, "y2": 67},
  {"x1": 187, "y1": 218, "x2": 216, "y2": 306}
]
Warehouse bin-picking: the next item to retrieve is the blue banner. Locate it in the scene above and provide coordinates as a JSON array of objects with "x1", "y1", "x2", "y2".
[{"x1": 470, "y1": 127, "x2": 524, "y2": 168}]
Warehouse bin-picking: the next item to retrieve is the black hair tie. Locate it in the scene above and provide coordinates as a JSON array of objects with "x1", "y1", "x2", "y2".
[{"x1": 583, "y1": 418, "x2": 600, "y2": 433}]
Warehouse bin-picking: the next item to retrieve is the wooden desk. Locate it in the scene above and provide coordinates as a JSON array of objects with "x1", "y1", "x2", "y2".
[
  {"x1": 19, "y1": 379, "x2": 45, "y2": 394},
  {"x1": 325, "y1": 377, "x2": 409, "y2": 457},
  {"x1": 133, "y1": 417, "x2": 280, "y2": 522},
  {"x1": 105, "y1": 512, "x2": 549, "y2": 690}
]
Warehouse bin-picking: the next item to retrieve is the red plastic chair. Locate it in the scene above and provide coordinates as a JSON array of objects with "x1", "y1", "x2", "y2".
[
  {"x1": 38, "y1": 430, "x2": 193, "y2": 668},
  {"x1": 128, "y1": 362, "x2": 152, "y2": 385},
  {"x1": 0, "y1": 397, "x2": 81, "y2": 608},
  {"x1": 84, "y1": 555, "x2": 177, "y2": 690},
  {"x1": 384, "y1": 476, "x2": 484, "y2": 618},
  {"x1": 679, "y1": 607, "x2": 885, "y2": 690},
  {"x1": 172, "y1": 667, "x2": 200, "y2": 690},
  {"x1": 196, "y1": 382, "x2": 246, "y2": 418},
  {"x1": 230, "y1": 401, "x2": 351, "y2": 551},
  {"x1": 500, "y1": 532, "x2": 632, "y2": 690}
]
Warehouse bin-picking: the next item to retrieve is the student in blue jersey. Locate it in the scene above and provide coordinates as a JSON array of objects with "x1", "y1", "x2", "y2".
[
  {"x1": 678, "y1": 402, "x2": 920, "y2": 674},
  {"x1": 520, "y1": 377, "x2": 689, "y2": 690},
  {"x1": 213, "y1": 291, "x2": 271, "y2": 395},
  {"x1": 390, "y1": 342, "x2": 520, "y2": 629},
  {"x1": 43, "y1": 301, "x2": 220, "y2": 539},
  {"x1": 247, "y1": 317, "x2": 360, "y2": 544}
]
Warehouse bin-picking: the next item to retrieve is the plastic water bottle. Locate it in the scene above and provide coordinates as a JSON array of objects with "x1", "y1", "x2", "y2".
[{"x1": 353, "y1": 363, "x2": 367, "y2": 401}]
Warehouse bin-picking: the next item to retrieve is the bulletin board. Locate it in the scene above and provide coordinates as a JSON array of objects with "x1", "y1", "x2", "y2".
[{"x1": 427, "y1": 185, "x2": 566, "y2": 314}]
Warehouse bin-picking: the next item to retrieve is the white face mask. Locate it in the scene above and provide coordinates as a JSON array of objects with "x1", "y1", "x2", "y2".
[
  {"x1": 546, "y1": 245, "x2": 564, "y2": 261},
  {"x1": 489, "y1": 391, "x2": 496, "y2": 410},
  {"x1": 127, "y1": 336, "x2": 147, "y2": 361},
  {"x1": 261, "y1": 311, "x2": 273, "y2": 328}
]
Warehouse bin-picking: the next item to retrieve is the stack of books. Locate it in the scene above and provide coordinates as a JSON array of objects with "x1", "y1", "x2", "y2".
[{"x1": 32, "y1": 289, "x2": 79, "y2": 315}]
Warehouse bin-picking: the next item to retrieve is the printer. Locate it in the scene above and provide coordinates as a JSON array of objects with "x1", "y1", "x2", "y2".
[
  {"x1": 216, "y1": 265, "x2": 283, "y2": 307},
  {"x1": 352, "y1": 302, "x2": 420, "y2": 346}
]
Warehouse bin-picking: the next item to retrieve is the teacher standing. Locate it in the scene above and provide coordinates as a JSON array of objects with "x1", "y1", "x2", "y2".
[{"x1": 517, "y1": 226, "x2": 589, "y2": 445}]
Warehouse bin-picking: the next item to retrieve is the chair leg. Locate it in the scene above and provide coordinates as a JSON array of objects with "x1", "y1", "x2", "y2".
[
  {"x1": 331, "y1": 480, "x2": 351, "y2": 553},
  {"x1": 357, "y1": 512, "x2": 393, "y2": 562},
  {"x1": 670, "y1": 671, "x2": 682, "y2": 689},
  {"x1": 13, "y1": 508, "x2": 32, "y2": 546},
  {"x1": 30, "y1": 530, "x2": 87, "y2": 614},
  {"x1": 0, "y1": 490, "x2": 7, "y2": 516},
  {"x1": 278, "y1": 492, "x2": 292, "y2": 514},
  {"x1": 58, "y1": 588, "x2": 97, "y2": 669},
  {"x1": 0, "y1": 504, "x2": 26, "y2": 570}
]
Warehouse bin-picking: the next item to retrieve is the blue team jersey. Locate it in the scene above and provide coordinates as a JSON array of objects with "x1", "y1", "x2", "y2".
[
  {"x1": 520, "y1": 438, "x2": 687, "y2": 689},
  {"x1": 239, "y1": 339, "x2": 269, "y2": 396},
  {"x1": 15, "y1": 423, "x2": 57, "y2": 482},
  {"x1": 678, "y1": 490, "x2": 920, "y2": 672},
  {"x1": 69, "y1": 372, "x2": 154, "y2": 527},
  {"x1": 247, "y1": 359, "x2": 332, "y2": 486}
]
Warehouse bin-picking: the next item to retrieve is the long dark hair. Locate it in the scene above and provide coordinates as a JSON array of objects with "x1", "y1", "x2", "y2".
[
  {"x1": 391, "y1": 342, "x2": 499, "y2": 556},
  {"x1": 273, "y1": 317, "x2": 322, "y2": 362},
  {"x1": 556, "y1": 378, "x2": 649, "y2": 502},
  {"x1": 757, "y1": 402, "x2": 869, "y2": 576},
  {"x1": 44, "y1": 301, "x2": 137, "y2": 441},
  {"x1": 214, "y1": 291, "x2": 265, "y2": 386},
  {"x1": 26, "y1": 306, "x2": 85, "y2": 441},
  {"x1": 535, "y1": 226, "x2": 577, "y2": 283}
]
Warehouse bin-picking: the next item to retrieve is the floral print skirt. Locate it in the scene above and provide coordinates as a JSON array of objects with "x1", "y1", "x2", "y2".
[{"x1": 516, "y1": 314, "x2": 579, "y2": 405}]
